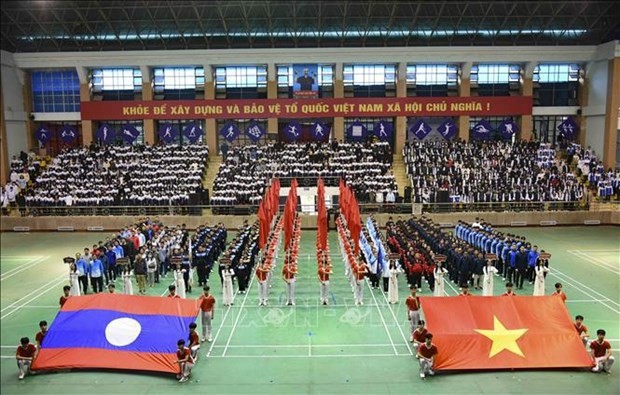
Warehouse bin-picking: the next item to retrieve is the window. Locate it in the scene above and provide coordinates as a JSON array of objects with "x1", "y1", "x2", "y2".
[
  {"x1": 155, "y1": 120, "x2": 204, "y2": 145},
  {"x1": 214, "y1": 66, "x2": 267, "y2": 99},
  {"x1": 343, "y1": 64, "x2": 396, "y2": 97},
  {"x1": 406, "y1": 64, "x2": 458, "y2": 97},
  {"x1": 533, "y1": 115, "x2": 575, "y2": 144},
  {"x1": 96, "y1": 121, "x2": 144, "y2": 145},
  {"x1": 153, "y1": 67, "x2": 204, "y2": 100},
  {"x1": 533, "y1": 64, "x2": 581, "y2": 106},
  {"x1": 31, "y1": 70, "x2": 80, "y2": 113},
  {"x1": 471, "y1": 64, "x2": 520, "y2": 96},
  {"x1": 91, "y1": 68, "x2": 142, "y2": 100}
]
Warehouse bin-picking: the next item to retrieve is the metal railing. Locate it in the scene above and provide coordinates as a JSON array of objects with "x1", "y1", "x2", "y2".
[{"x1": 417, "y1": 201, "x2": 590, "y2": 214}]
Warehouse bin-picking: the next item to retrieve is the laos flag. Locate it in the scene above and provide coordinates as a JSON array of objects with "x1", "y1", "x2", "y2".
[{"x1": 31, "y1": 293, "x2": 199, "y2": 374}]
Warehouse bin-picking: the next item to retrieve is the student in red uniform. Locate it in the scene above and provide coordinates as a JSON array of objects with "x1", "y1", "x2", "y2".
[
  {"x1": 590, "y1": 329, "x2": 615, "y2": 374},
  {"x1": 175, "y1": 339, "x2": 194, "y2": 382},
  {"x1": 552, "y1": 282, "x2": 567, "y2": 303},
  {"x1": 417, "y1": 333, "x2": 438, "y2": 379},
  {"x1": 406, "y1": 287, "x2": 421, "y2": 339},
  {"x1": 574, "y1": 315, "x2": 590, "y2": 346},
  {"x1": 16, "y1": 337, "x2": 36, "y2": 380},
  {"x1": 459, "y1": 283, "x2": 473, "y2": 296},
  {"x1": 354, "y1": 259, "x2": 368, "y2": 305},
  {"x1": 167, "y1": 284, "x2": 180, "y2": 298},
  {"x1": 318, "y1": 261, "x2": 333, "y2": 305},
  {"x1": 197, "y1": 286, "x2": 215, "y2": 342},
  {"x1": 256, "y1": 262, "x2": 270, "y2": 306},
  {"x1": 59, "y1": 285, "x2": 71, "y2": 307},
  {"x1": 34, "y1": 320, "x2": 47, "y2": 357},
  {"x1": 502, "y1": 282, "x2": 517, "y2": 296},
  {"x1": 412, "y1": 320, "x2": 428, "y2": 352},
  {"x1": 188, "y1": 322, "x2": 200, "y2": 361}
]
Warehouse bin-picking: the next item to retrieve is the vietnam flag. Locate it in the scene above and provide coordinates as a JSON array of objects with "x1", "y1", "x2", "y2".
[
  {"x1": 419, "y1": 296, "x2": 592, "y2": 370},
  {"x1": 32, "y1": 293, "x2": 199, "y2": 374}
]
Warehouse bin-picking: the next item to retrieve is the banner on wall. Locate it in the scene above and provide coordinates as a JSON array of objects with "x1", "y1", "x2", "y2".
[
  {"x1": 35, "y1": 124, "x2": 51, "y2": 145},
  {"x1": 438, "y1": 118, "x2": 458, "y2": 140},
  {"x1": 284, "y1": 121, "x2": 302, "y2": 142},
  {"x1": 410, "y1": 119, "x2": 432, "y2": 140},
  {"x1": 60, "y1": 125, "x2": 78, "y2": 143},
  {"x1": 346, "y1": 121, "x2": 367, "y2": 142},
  {"x1": 81, "y1": 96, "x2": 533, "y2": 121},
  {"x1": 245, "y1": 121, "x2": 266, "y2": 143},
  {"x1": 557, "y1": 117, "x2": 579, "y2": 139},
  {"x1": 96, "y1": 123, "x2": 116, "y2": 144},
  {"x1": 292, "y1": 64, "x2": 319, "y2": 99},
  {"x1": 120, "y1": 124, "x2": 140, "y2": 143},
  {"x1": 183, "y1": 122, "x2": 202, "y2": 143},
  {"x1": 219, "y1": 123, "x2": 240, "y2": 143},
  {"x1": 373, "y1": 120, "x2": 393, "y2": 142},
  {"x1": 499, "y1": 119, "x2": 518, "y2": 140},
  {"x1": 472, "y1": 119, "x2": 493, "y2": 140},
  {"x1": 158, "y1": 123, "x2": 178, "y2": 144}
]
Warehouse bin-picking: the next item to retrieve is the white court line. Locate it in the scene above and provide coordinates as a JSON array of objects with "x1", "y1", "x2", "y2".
[
  {"x1": 551, "y1": 267, "x2": 620, "y2": 309},
  {"x1": 567, "y1": 250, "x2": 620, "y2": 275},
  {"x1": 0, "y1": 256, "x2": 50, "y2": 281},
  {"x1": 569, "y1": 250, "x2": 620, "y2": 253},
  {"x1": 366, "y1": 278, "x2": 399, "y2": 355},
  {"x1": 208, "y1": 354, "x2": 412, "y2": 359},
  {"x1": 221, "y1": 262, "x2": 257, "y2": 357},
  {"x1": 211, "y1": 343, "x2": 398, "y2": 348},
  {"x1": 566, "y1": 299, "x2": 610, "y2": 303},
  {"x1": 0, "y1": 273, "x2": 66, "y2": 318},
  {"x1": 0, "y1": 255, "x2": 49, "y2": 280},
  {"x1": 377, "y1": 281, "x2": 414, "y2": 355},
  {"x1": 549, "y1": 271, "x2": 620, "y2": 315}
]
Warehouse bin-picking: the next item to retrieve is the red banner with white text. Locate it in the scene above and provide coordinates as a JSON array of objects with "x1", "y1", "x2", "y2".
[{"x1": 80, "y1": 96, "x2": 532, "y2": 121}]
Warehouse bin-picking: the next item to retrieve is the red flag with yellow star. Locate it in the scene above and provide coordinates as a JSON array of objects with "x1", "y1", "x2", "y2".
[{"x1": 419, "y1": 296, "x2": 592, "y2": 370}]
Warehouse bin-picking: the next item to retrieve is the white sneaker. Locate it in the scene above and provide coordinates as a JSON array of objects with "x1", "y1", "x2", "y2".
[
  {"x1": 428, "y1": 369, "x2": 435, "y2": 376},
  {"x1": 18, "y1": 371, "x2": 25, "y2": 380},
  {"x1": 201, "y1": 337, "x2": 206, "y2": 343},
  {"x1": 178, "y1": 376, "x2": 189, "y2": 383},
  {"x1": 419, "y1": 372, "x2": 425, "y2": 379},
  {"x1": 207, "y1": 337, "x2": 212, "y2": 342}
]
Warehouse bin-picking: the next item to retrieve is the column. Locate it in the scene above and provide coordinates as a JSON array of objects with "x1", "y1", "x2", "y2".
[
  {"x1": 22, "y1": 72, "x2": 36, "y2": 151},
  {"x1": 79, "y1": 83, "x2": 93, "y2": 147},
  {"x1": 577, "y1": 70, "x2": 588, "y2": 147},
  {"x1": 519, "y1": 62, "x2": 535, "y2": 141},
  {"x1": 603, "y1": 57, "x2": 619, "y2": 169},
  {"x1": 458, "y1": 62, "x2": 472, "y2": 141},
  {"x1": 0, "y1": 81, "x2": 8, "y2": 185},
  {"x1": 141, "y1": 66, "x2": 155, "y2": 145},
  {"x1": 395, "y1": 62, "x2": 407, "y2": 154},
  {"x1": 204, "y1": 65, "x2": 217, "y2": 153},
  {"x1": 267, "y1": 63, "x2": 278, "y2": 135},
  {"x1": 333, "y1": 62, "x2": 344, "y2": 142}
]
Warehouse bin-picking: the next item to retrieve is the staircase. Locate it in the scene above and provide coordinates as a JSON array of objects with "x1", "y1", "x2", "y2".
[
  {"x1": 392, "y1": 154, "x2": 410, "y2": 197},
  {"x1": 203, "y1": 155, "x2": 222, "y2": 191}
]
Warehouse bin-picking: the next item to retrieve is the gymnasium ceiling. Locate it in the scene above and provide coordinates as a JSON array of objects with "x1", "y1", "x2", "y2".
[{"x1": 1, "y1": 1, "x2": 619, "y2": 52}]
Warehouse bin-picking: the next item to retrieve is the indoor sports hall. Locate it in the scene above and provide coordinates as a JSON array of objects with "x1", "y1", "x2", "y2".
[{"x1": 1, "y1": 1, "x2": 619, "y2": 395}]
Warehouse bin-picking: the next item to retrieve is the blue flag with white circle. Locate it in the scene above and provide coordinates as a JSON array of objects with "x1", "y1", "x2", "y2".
[
  {"x1": 312, "y1": 122, "x2": 330, "y2": 141},
  {"x1": 472, "y1": 119, "x2": 493, "y2": 140},
  {"x1": 219, "y1": 123, "x2": 240, "y2": 143},
  {"x1": 557, "y1": 117, "x2": 579, "y2": 139},
  {"x1": 96, "y1": 123, "x2": 116, "y2": 144},
  {"x1": 346, "y1": 121, "x2": 367, "y2": 142},
  {"x1": 374, "y1": 120, "x2": 393, "y2": 141},
  {"x1": 285, "y1": 121, "x2": 302, "y2": 142},
  {"x1": 183, "y1": 122, "x2": 202, "y2": 143},
  {"x1": 245, "y1": 122, "x2": 266, "y2": 143},
  {"x1": 499, "y1": 119, "x2": 518, "y2": 140},
  {"x1": 120, "y1": 124, "x2": 140, "y2": 143},
  {"x1": 158, "y1": 123, "x2": 178, "y2": 144},
  {"x1": 60, "y1": 125, "x2": 78, "y2": 143},
  {"x1": 410, "y1": 119, "x2": 432, "y2": 140},
  {"x1": 35, "y1": 124, "x2": 52, "y2": 145},
  {"x1": 438, "y1": 119, "x2": 458, "y2": 140}
]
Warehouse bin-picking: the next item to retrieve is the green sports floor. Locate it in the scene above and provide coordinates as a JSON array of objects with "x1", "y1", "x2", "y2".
[{"x1": 1, "y1": 226, "x2": 619, "y2": 394}]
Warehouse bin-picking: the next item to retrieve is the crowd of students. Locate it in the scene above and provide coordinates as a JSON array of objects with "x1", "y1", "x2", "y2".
[
  {"x1": 210, "y1": 141, "x2": 397, "y2": 207},
  {"x1": 1, "y1": 144, "x2": 209, "y2": 215},
  {"x1": 403, "y1": 140, "x2": 586, "y2": 207}
]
